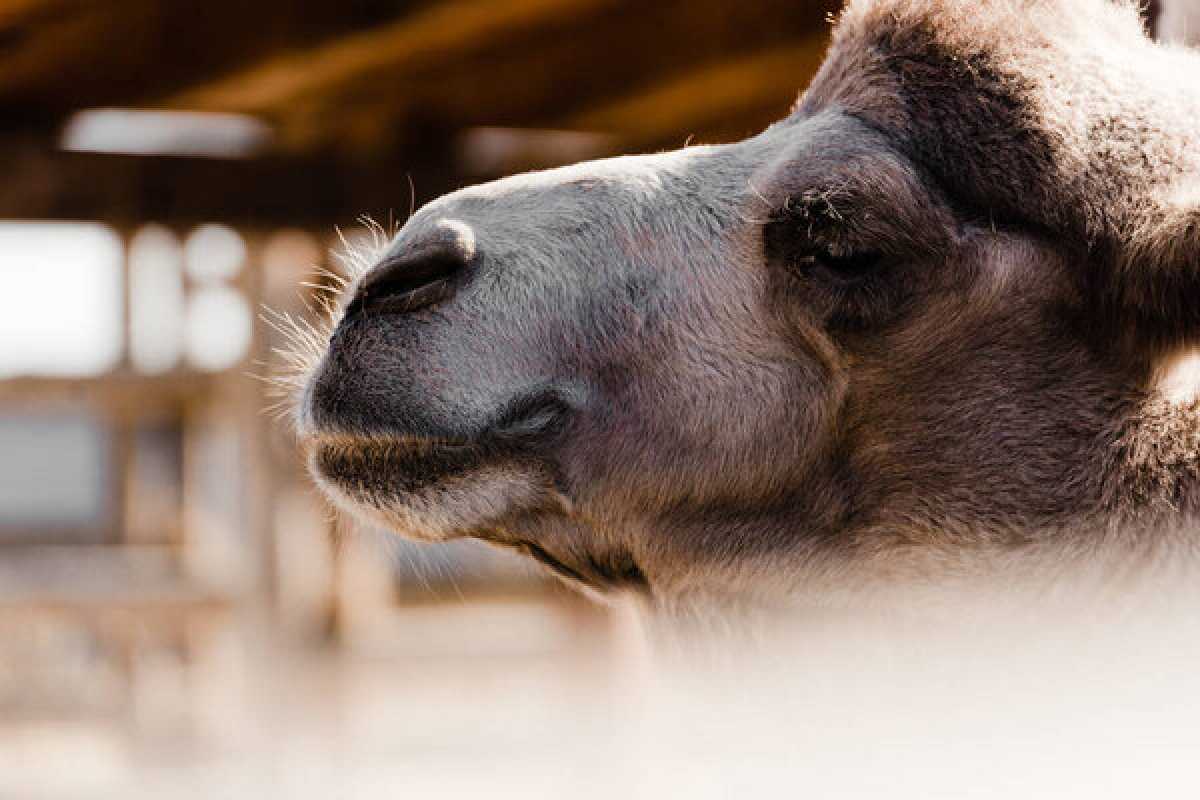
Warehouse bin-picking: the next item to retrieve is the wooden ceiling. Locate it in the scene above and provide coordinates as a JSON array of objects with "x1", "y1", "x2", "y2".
[{"x1": 0, "y1": 0, "x2": 838, "y2": 224}]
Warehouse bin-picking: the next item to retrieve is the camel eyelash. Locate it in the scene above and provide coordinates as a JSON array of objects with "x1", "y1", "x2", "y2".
[{"x1": 764, "y1": 201, "x2": 883, "y2": 282}]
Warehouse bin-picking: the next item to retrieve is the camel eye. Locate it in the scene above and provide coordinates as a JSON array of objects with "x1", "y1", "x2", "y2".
[
  {"x1": 762, "y1": 204, "x2": 883, "y2": 285},
  {"x1": 794, "y1": 246, "x2": 883, "y2": 283}
]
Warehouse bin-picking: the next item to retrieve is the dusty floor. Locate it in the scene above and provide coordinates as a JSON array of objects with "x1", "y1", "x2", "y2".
[
  {"x1": 1, "y1": 598, "x2": 647, "y2": 800},
  {"x1": 6, "y1": 593, "x2": 1200, "y2": 800}
]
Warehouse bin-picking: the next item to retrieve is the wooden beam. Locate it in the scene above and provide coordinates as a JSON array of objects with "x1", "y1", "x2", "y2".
[
  {"x1": 564, "y1": 37, "x2": 830, "y2": 150},
  {"x1": 169, "y1": 0, "x2": 625, "y2": 115},
  {"x1": 0, "y1": 0, "x2": 63, "y2": 24},
  {"x1": 166, "y1": 0, "x2": 834, "y2": 157},
  {"x1": 372, "y1": 1, "x2": 833, "y2": 125},
  {"x1": 0, "y1": 1, "x2": 408, "y2": 123},
  {"x1": 0, "y1": 2, "x2": 159, "y2": 105}
]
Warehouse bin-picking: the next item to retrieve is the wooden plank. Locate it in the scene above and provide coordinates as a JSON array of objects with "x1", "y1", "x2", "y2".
[
  {"x1": 0, "y1": 141, "x2": 453, "y2": 226},
  {"x1": 0, "y1": 373, "x2": 217, "y2": 408}
]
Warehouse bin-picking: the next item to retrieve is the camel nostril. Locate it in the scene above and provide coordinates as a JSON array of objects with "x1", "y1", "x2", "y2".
[{"x1": 346, "y1": 235, "x2": 472, "y2": 318}]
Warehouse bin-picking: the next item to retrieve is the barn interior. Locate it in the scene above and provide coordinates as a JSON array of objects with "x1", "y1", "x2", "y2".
[{"x1": 0, "y1": 1, "x2": 842, "y2": 794}]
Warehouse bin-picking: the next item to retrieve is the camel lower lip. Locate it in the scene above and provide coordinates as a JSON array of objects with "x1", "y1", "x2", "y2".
[{"x1": 308, "y1": 434, "x2": 486, "y2": 497}]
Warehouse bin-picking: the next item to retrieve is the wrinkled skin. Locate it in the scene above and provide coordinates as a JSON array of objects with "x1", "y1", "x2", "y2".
[{"x1": 299, "y1": 0, "x2": 1200, "y2": 612}]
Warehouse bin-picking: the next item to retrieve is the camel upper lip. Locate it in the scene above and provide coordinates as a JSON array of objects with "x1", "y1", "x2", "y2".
[{"x1": 300, "y1": 431, "x2": 474, "y2": 456}]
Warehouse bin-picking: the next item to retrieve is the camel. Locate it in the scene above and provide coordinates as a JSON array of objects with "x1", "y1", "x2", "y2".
[{"x1": 289, "y1": 0, "x2": 1200, "y2": 615}]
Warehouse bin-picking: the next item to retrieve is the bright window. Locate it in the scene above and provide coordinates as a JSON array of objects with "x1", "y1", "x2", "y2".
[
  {"x1": 129, "y1": 224, "x2": 185, "y2": 374},
  {"x1": 184, "y1": 223, "x2": 246, "y2": 284},
  {"x1": 0, "y1": 222, "x2": 123, "y2": 378},
  {"x1": 185, "y1": 285, "x2": 253, "y2": 371}
]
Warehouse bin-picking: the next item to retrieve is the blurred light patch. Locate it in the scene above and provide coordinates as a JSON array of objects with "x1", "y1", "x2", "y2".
[
  {"x1": 457, "y1": 127, "x2": 616, "y2": 175},
  {"x1": 0, "y1": 222, "x2": 122, "y2": 378},
  {"x1": 185, "y1": 286, "x2": 252, "y2": 371},
  {"x1": 0, "y1": 413, "x2": 108, "y2": 530},
  {"x1": 262, "y1": 229, "x2": 321, "y2": 298},
  {"x1": 129, "y1": 225, "x2": 185, "y2": 374},
  {"x1": 184, "y1": 224, "x2": 245, "y2": 284},
  {"x1": 60, "y1": 109, "x2": 272, "y2": 159}
]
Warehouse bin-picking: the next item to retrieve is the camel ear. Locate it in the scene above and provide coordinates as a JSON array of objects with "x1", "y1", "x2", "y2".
[{"x1": 1116, "y1": 180, "x2": 1200, "y2": 337}]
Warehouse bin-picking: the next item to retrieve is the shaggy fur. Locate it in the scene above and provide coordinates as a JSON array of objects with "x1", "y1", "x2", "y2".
[
  {"x1": 291, "y1": 0, "x2": 1200, "y2": 613},
  {"x1": 806, "y1": 0, "x2": 1200, "y2": 337}
]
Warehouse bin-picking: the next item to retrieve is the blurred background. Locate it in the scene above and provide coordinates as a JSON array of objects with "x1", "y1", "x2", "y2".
[
  {"x1": 0, "y1": 1, "x2": 841, "y2": 796},
  {"x1": 0, "y1": 0, "x2": 1183, "y2": 797}
]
